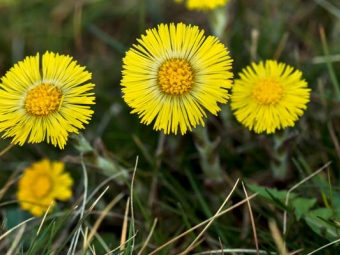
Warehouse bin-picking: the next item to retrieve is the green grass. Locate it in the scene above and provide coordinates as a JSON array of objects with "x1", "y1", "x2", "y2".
[{"x1": 1, "y1": 0, "x2": 340, "y2": 254}]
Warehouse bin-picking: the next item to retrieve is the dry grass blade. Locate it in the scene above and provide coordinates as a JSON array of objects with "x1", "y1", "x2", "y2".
[
  {"x1": 104, "y1": 232, "x2": 138, "y2": 255},
  {"x1": 269, "y1": 219, "x2": 287, "y2": 255},
  {"x1": 179, "y1": 178, "x2": 240, "y2": 255},
  {"x1": 0, "y1": 143, "x2": 14, "y2": 157},
  {"x1": 88, "y1": 186, "x2": 110, "y2": 212},
  {"x1": 283, "y1": 162, "x2": 331, "y2": 236},
  {"x1": 191, "y1": 249, "x2": 277, "y2": 254},
  {"x1": 328, "y1": 121, "x2": 340, "y2": 160},
  {"x1": 137, "y1": 218, "x2": 157, "y2": 255},
  {"x1": 0, "y1": 167, "x2": 21, "y2": 201},
  {"x1": 242, "y1": 182, "x2": 259, "y2": 255},
  {"x1": 56, "y1": 186, "x2": 110, "y2": 255},
  {"x1": 273, "y1": 32, "x2": 289, "y2": 60},
  {"x1": 318, "y1": 25, "x2": 340, "y2": 100},
  {"x1": 149, "y1": 192, "x2": 257, "y2": 255},
  {"x1": 82, "y1": 227, "x2": 96, "y2": 254},
  {"x1": 86, "y1": 169, "x2": 132, "y2": 203},
  {"x1": 289, "y1": 248, "x2": 304, "y2": 255},
  {"x1": 37, "y1": 201, "x2": 54, "y2": 235},
  {"x1": 119, "y1": 156, "x2": 138, "y2": 253},
  {"x1": 68, "y1": 153, "x2": 89, "y2": 255},
  {"x1": 0, "y1": 217, "x2": 34, "y2": 241},
  {"x1": 84, "y1": 222, "x2": 109, "y2": 252},
  {"x1": 218, "y1": 237, "x2": 225, "y2": 255},
  {"x1": 5, "y1": 224, "x2": 26, "y2": 255},
  {"x1": 307, "y1": 238, "x2": 340, "y2": 255},
  {"x1": 250, "y1": 28, "x2": 259, "y2": 62},
  {"x1": 25, "y1": 201, "x2": 55, "y2": 254},
  {"x1": 120, "y1": 197, "x2": 130, "y2": 252},
  {"x1": 183, "y1": 238, "x2": 205, "y2": 254},
  {"x1": 129, "y1": 156, "x2": 138, "y2": 255},
  {"x1": 312, "y1": 54, "x2": 340, "y2": 64},
  {"x1": 84, "y1": 192, "x2": 125, "y2": 253}
]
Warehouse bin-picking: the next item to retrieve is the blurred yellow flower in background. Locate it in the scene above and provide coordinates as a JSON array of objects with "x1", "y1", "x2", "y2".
[
  {"x1": 174, "y1": 0, "x2": 230, "y2": 10},
  {"x1": 0, "y1": 0, "x2": 18, "y2": 7},
  {"x1": 121, "y1": 23, "x2": 233, "y2": 135},
  {"x1": 17, "y1": 158, "x2": 73, "y2": 217},
  {"x1": 0, "y1": 51, "x2": 95, "y2": 149},
  {"x1": 231, "y1": 60, "x2": 310, "y2": 134}
]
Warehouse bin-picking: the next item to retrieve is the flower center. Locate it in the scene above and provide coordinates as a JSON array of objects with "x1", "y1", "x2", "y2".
[
  {"x1": 158, "y1": 58, "x2": 195, "y2": 95},
  {"x1": 251, "y1": 78, "x2": 284, "y2": 105},
  {"x1": 25, "y1": 84, "x2": 62, "y2": 116},
  {"x1": 32, "y1": 174, "x2": 52, "y2": 199}
]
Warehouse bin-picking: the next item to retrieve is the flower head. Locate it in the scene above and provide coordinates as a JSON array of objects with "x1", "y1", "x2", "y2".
[
  {"x1": 17, "y1": 158, "x2": 73, "y2": 216},
  {"x1": 121, "y1": 23, "x2": 233, "y2": 135},
  {"x1": 231, "y1": 60, "x2": 310, "y2": 133},
  {"x1": 174, "y1": 0, "x2": 230, "y2": 10},
  {"x1": 0, "y1": 51, "x2": 95, "y2": 149}
]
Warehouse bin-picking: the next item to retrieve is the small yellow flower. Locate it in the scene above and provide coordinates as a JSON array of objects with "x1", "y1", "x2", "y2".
[
  {"x1": 174, "y1": 0, "x2": 230, "y2": 10},
  {"x1": 121, "y1": 23, "x2": 233, "y2": 135},
  {"x1": 231, "y1": 60, "x2": 310, "y2": 133},
  {"x1": 17, "y1": 158, "x2": 73, "y2": 217},
  {"x1": 0, "y1": 51, "x2": 95, "y2": 149}
]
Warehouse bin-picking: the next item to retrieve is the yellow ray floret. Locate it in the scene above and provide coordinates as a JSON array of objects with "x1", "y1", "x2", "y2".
[
  {"x1": 16, "y1": 158, "x2": 73, "y2": 216},
  {"x1": 121, "y1": 23, "x2": 233, "y2": 135},
  {"x1": 0, "y1": 51, "x2": 95, "y2": 149},
  {"x1": 231, "y1": 60, "x2": 310, "y2": 133},
  {"x1": 174, "y1": 0, "x2": 230, "y2": 10}
]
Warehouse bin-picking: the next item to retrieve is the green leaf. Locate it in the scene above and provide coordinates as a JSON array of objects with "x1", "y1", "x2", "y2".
[
  {"x1": 292, "y1": 197, "x2": 317, "y2": 220},
  {"x1": 331, "y1": 194, "x2": 340, "y2": 216},
  {"x1": 317, "y1": 216, "x2": 340, "y2": 231},
  {"x1": 265, "y1": 189, "x2": 291, "y2": 211},
  {"x1": 305, "y1": 208, "x2": 337, "y2": 240},
  {"x1": 247, "y1": 184, "x2": 297, "y2": 200}
]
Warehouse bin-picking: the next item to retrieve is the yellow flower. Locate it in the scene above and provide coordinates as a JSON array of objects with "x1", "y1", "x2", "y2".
[
  {"x1": 174, "y1": 0, "x2": 230, "y2": 10},
  {"x1": 17, "y1": 158, "x2": 73, "y2": 217},
  {"x1": 121, "y1": 23, "x2": 233, "y2": 135},
  {"x1": 0, "y1": 51, "x2": 95, "y2": 149},
  {"x1": 0, "y1": 0, "x2": 18, "y2": 7},
  {"x1": 231, "y1": 60, "x2": 310, "y2": 133}
]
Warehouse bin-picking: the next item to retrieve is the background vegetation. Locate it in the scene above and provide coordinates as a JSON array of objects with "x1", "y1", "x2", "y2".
[{"x1": 1, "y1": 0, "x2": 340, "y2": 254}]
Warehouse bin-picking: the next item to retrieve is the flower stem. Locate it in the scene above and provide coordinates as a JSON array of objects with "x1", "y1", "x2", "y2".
[
  {"x1": 69, "y1": 133, "x2": 129, "y2": 182},
  {"x1": 192, "y1": 125, "x2": 224, "y2": 183},
  {"x1": 270, "y1": 129, "x2": 296, "y2": 180},
  {"x1": 208, "y1": 6, "x2": 229, "y2": 39}
]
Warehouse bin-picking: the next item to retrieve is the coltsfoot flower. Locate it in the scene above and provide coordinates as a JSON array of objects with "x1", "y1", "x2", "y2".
[
  {"x1": 121, "y1": 23, "x2": 233, "y2": 135},
  {"x1": 17, "y1": 158, "x2": 73, "y2": 217},
  {"x1": 174, "y1": 0, "x2": 230, "y2": 10},
  {"x1": 0, "y1": 51, "x2": 95, "y2": 149},
  {"x1": 231, "y1": 60, "x2": 310, "y2": 133}
]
